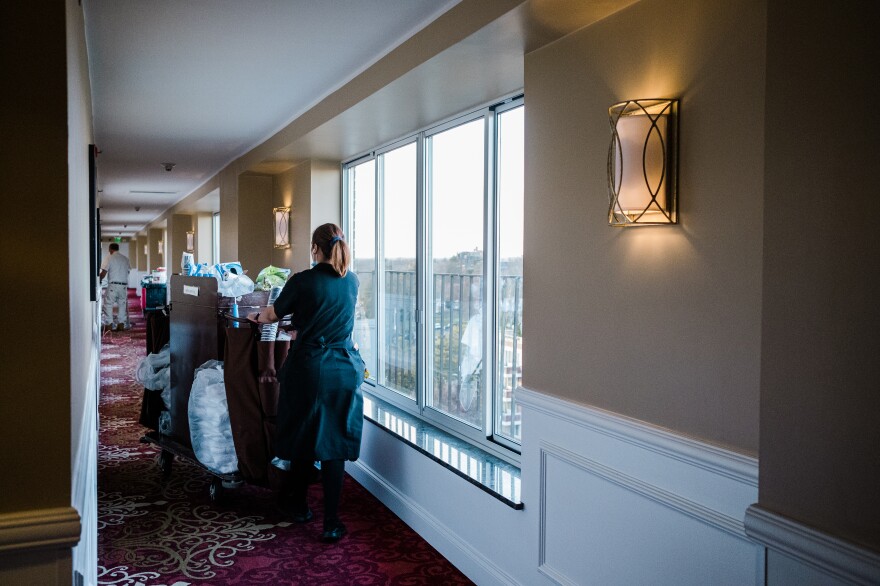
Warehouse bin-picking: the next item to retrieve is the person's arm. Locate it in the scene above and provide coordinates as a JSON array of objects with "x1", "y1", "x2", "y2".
[
  {"x1": 252, "y1": 270, "x2": 296, "y2": 325},
  {"x1": 98, "y1": 254, "x2": 109, "y2": 281},
  {"x1": 248, "y1": 305, "x2": 279, "y2": 324}
]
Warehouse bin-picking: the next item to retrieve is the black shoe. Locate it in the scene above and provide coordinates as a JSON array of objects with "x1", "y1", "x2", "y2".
[
  {"x1": 277, "y1": 496, "x2": 312, "y2": 523},
  {"x1": 321, "y1": 521, "x2": 347, "y2": 543},
  {"x1": 291, "y1": 508, "x2": 313, "y2": 523}
]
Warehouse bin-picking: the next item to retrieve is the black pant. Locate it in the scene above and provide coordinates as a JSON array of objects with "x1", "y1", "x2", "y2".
[{"x1": 290, "y1": 458, "x2": 344, "y2": 527}]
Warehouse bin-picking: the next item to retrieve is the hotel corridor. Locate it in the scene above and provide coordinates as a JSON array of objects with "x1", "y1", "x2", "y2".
[{"x1": 97, "y1": 290, "x2": 471, "y2": 585}]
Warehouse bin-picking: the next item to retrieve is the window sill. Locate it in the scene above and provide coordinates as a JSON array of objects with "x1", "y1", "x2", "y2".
[{"x1": 363, "y1": 393, "x2": 523, "y2": 510}]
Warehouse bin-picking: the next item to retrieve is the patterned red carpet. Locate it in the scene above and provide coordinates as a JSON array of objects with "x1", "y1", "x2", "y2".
[{"x1": 98, "y1": 290, "x2": 473, "y2": 585}]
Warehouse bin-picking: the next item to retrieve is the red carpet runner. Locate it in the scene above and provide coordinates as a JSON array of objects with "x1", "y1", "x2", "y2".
[{"x1": 98, "y1": 289, "x2": 473, "y2": 585}]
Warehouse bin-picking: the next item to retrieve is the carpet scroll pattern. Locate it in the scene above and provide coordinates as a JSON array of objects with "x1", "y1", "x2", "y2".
[{"x1": 98, "y1": 290, "x2": 473, "y2": 585}]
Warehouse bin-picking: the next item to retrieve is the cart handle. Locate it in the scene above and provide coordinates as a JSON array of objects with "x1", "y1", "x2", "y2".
[
  {"x1": 218, "y1": 310, "x2": 256, "y2": 325},
  {"x1": 219, "y1": 310, "x2": 294, "y2": 329}
]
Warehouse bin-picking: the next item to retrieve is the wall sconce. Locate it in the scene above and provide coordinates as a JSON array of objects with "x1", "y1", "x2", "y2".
[
  {"x1": 607, "y1": 99, "x2": 678, "y2": 226},
  {"x1": 274, "y1": 207, "x2": 290, "y2": 249},
  {"x1": 143, "y1": 243, "x2": 148, "y2": 256},
  {"x1": 157, "y1": 239, "x2": 164, "y2": 254},
  {"x1": 186, "y1": 231, "x2": 195, "y2": 252}
]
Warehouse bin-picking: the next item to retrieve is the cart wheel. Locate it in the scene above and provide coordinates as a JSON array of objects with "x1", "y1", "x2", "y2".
[
  {"x1": 159, "y1": 450, "x2": 173, "y2": 479},
  {"x1": 209, "y1": 477, "x2": 224, "y2": 503}
]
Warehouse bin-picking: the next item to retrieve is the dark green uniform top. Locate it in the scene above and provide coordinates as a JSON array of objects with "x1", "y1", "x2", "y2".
[{"x1": 273, "y1": 263, "x2": 365, "y2": 461}]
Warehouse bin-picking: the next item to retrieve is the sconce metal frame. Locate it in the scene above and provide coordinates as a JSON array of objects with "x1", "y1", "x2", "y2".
[
  {"x1": 274, "y1": 206, "x2": 291, "y2": 249},
  {"x1": 607, "y1": 98, "x2": 678, "y2": 226},
  {"x1": 185, "y1": 231, "x2": 194, "y2": 252}
]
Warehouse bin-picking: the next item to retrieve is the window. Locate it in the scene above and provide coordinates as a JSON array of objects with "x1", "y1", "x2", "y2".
[
  {"x1": 380, "y1": 141, "x2": 418, "y2": 399},
  {"x1": 345, "y1": 96, "x2": 524, "y2": 455},
  {"x1": 428, "y1": 117, "x2": 485, "y2": 428},
  {"x1": 494, "y1": 102, "x2": 524, "y2": 444},
  {"x1": 212, "y1": 212, "x2": 220, "y2": 265}
]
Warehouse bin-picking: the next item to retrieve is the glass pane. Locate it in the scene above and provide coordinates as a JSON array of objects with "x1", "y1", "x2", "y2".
[
  {"x1": 427, "y1": 118, "x2": 485, "y2": 429},
  {"x1": 380, "y1": 142, "x2": 417, "y2": 400},
  {"x1": 349, "y1": 160, "x2": 377, "y2": 381},
  {"x1": 212, "y1": 213, "x2": 220, "y2": 265},
  {"x1": 496, "y1": 105, "x2": 524, "y2": 442}
]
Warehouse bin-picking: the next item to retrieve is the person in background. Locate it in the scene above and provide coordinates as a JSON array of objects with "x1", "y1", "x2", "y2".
[
  {"x1": 98, "y1": 242, "x2": 131, "y2": 331},
  {"x1": 248, "y1": 223, "x2": 365, "y2": 543}
]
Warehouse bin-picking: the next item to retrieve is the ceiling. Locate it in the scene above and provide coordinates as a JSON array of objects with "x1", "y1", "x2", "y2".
[
  {"x1": 85, "y1": 0, "x2": 462, "y2": 237},
  {"x1": 84, "y1": 0, "x2": 638, "y2": 238}
]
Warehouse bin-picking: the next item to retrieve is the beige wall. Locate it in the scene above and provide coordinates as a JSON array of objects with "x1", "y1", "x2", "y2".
[
  {"x1": 237, "y1": 173, "x2": 274, "y2": 274},
  {"x1": 1, "y1": 0, "x2": 71, "y2": 515},
  {"x1": 524, "y1": 0, "x2": 766, "y2": 453},
  {"x1": 271, "y1": 166, "x2": 297, "y2": 270},
  {"x1": 147, "y1": 228, "x2": 164, "y2": 272},
  {"x1": 195, "y1": 212, "x2": 214, "y2": 265},
  {"x1": 131, "y1": 237, "x2": 139, "y2": 269},
  {"x1": 1, "y1": 1, "x2": 93, "y2": 581},
  {"x1": 270, "y1": 160, "x2": 343, "y2": 275},
  {"x1": 135, "y1": 236, "x2": 148, "y2": 271},
  {"x1": 218, "y1": 167, "x2": 243, "y2": 263},
  {"x1": 167, "y1": 213, "x2": 193, "y2": 276},
  {"x1": 289, "y1": 163, "x2": 314, "y2": 271},
  {"x1": 310, "y1": 159, "x2": 341, "y2": 232},
  {"x1": 760, "y1": 1, "x2": 880, "y2": 553}
]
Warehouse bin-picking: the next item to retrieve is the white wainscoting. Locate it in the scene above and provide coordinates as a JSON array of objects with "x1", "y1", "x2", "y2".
[
  {"x1": 71, "y1": 322, "x2": 100, "y2": 586},
  {"x1": 351, "y1": 387, "x2": 763, "y2": 585},
  {"x1": 745, "y1": 505, "x2": 880, "y2": 586},
  {"x1": 518, "y1": 387, "x2": 763, "y2": 586}
]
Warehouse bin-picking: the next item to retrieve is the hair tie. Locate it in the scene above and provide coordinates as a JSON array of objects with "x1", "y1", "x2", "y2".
[{"x1": 329, "y1": 235, "x2": 343, "y2": 245}]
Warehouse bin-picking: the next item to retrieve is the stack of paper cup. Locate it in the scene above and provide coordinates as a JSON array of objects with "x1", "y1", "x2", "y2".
[{"x1": 261, "y1": 286, "x2": 283, "y2": 341}]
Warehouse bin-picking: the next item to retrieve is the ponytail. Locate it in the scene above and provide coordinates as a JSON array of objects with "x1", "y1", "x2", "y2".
[{"x1": 312, "y1": 223, "x2": 350, "y2": 277}]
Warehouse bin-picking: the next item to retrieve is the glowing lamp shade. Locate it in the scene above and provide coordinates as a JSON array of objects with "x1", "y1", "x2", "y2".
[
  {"x1": 274, "y1": 207, "x2": 290, "y2": 249},
  {"x1": 608, "y1": 99, "x2": 678, "y2": 226},
  {"x1": 185, "y1": 231, "x2": 194, "y2": 252}
]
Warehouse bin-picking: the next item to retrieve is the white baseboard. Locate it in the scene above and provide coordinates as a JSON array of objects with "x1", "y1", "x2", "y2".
[
  {"x1": 745, "y1": 504, "x2": 880, "y2": 585},
  {"x1": 348, "y1": 457, "x2": 522, "y2": 586}
]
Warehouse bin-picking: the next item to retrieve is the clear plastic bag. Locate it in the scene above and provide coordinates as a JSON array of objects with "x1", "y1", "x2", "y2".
[
  {"x1": 217, "y1": 273, "x2": 254, "y2": 298},
  {"x1": 135, "y1": 343, "x2": 170, "y2": 392},
  {"x1": 188, "y1": 360, "x2": 238, "y2": 474}
]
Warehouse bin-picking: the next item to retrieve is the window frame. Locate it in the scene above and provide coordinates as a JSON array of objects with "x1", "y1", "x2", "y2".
[
  {"x1": 488, "y1": 96, "x2": 525, "y2": 451},
  {"x1": 343, "y1": 93, "x2": 524, "y2": 464}
]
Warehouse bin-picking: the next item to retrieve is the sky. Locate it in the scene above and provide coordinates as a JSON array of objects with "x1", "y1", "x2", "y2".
[{"x1": 351, "y1": 105, "x2": 524, "y2": 262}]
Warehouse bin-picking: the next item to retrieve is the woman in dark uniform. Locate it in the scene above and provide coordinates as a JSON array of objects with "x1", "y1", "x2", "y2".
[{"x1": 248, "y1": 223, "x2": 365, "y2": 543}]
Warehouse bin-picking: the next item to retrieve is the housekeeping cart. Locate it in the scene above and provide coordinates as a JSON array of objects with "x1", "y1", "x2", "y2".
[{"x1": 140, "y1": 275, "x2": 289, "y2": 502}]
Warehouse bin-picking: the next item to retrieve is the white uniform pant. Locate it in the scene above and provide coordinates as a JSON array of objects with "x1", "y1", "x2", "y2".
[{"x1": 103, "y1": 283, "x2": 129, "y2": 327}]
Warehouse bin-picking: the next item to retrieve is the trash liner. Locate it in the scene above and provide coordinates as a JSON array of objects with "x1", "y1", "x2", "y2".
[
  {"x1": 140, "y1": 320, "x2": 170, "y2": 430},
  {"x1": 188, "y1": 359, "x2": 239, "y2": 475},
  {"x1": 135, "y1": 343, "x2": 170, "y2": 391}
]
